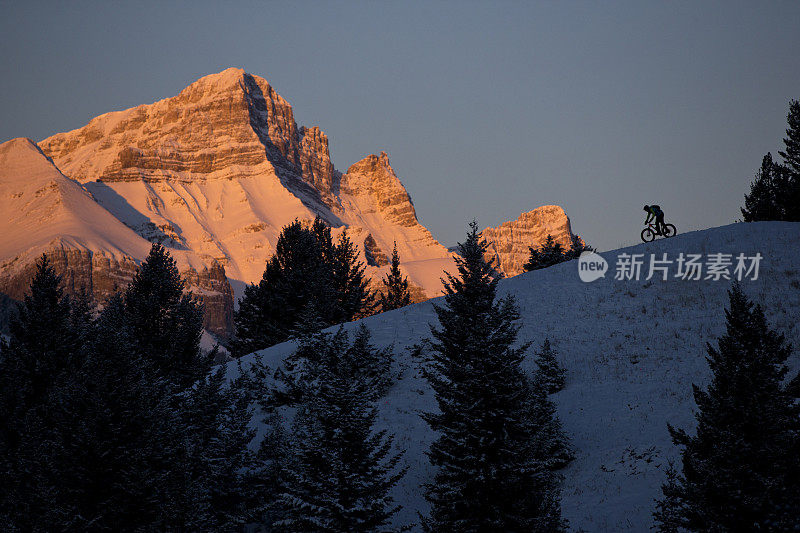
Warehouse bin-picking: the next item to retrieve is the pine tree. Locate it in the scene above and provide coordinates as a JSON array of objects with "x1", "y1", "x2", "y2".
[
  {"x1": 54, "y1": 295, "x2": 191, "y2": 530},
  {"x1": 524, "y1": 234, "x2": 566, "y2": 271},
  {"x1": 379, "y1": 242, "x2": 412, "y2": 312},
  {"x1": 272, "y1": 327, "x2": 406, "y2": 532},
  {"x1": 331, "y1": 229, "x2": 375, "y2": 321},
  {"x1": 654, "y1": 284, "x2": 800, "y2": 531},
  {"x1": 778, "y1": 99, "x2": 800, "y2": 176},
  {"x1": 233, "y1": 218, "x2": 375, "y2": 356},
  {"x1": 422, "y1": 221, "x2": 566, "y2": 532},
  {"x1": 564, "y1": 234, "x2": 593, "y2": 261},
  {"x1": 180, "y1": 367, "x2": 257, "y2": 529},
  {"x1": 123, "y1": 243, "x2": 205, "y2": 388},
  {"x1": 0, "y1": 255, "x2": 91, "y2": 528},
  {"x1": 534, "y1": 338, "x2": 567, "y2": 394},
  {"x1": 0, "y1": 250, "x2": 258, "y2": 531},
  {"x1": 742, "y1": 100, "x2": 800, "y2": 222},
  {"x1": 742, "y1": 153, "x2": 782, "y2": 222},
  {"x1": 528, "y1": 379, "x2": 575, "y2": 472}
]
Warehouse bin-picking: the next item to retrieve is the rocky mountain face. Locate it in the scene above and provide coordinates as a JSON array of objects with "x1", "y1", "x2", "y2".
[
  {"x1": 1, "y1": 68, "x2": 580, "y2": 337},
  {"x1": 0, "y1": 138, "x2": 234, "y2": 337},
  {"x1": 480, "y1": 206, "x2": 579, "y2": 277}
]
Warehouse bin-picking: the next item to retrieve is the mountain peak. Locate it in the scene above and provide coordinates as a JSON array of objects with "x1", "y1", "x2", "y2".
[
  {"x1": 480, "y1": 206, "x2": 577, "y2": 277},
  {"x1": 0, "y1": 137, "x2": 46, "y2": 159}
]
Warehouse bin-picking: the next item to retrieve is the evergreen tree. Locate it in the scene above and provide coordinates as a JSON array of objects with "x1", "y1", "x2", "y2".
[
  {"x1": 524, "y1": 234, "x2": 566, "y2": 271},
  {"x1": 379, "y1": 242, "x2": 412, "y2": 312},
  {"x1": 778, "y1": 98, "x2": 800, "y2": 176},
  {"x1": 123, "y1": 243, "x2": 205, "y2": 388},
  {"x1": 528, "y1": 378, "x2": 575, "y2": 472},
  {"x1": 272, "y1": 327, "x2": 406, "y2": 532},
  {"x1": 742, "y1": 99, "x2": 800, "y2": 222},
  {"x1": 180, "y1": 367, "x2": 257, "y2": 529},
  {"x1": 54, "y1": 295, "x2": 191, "y2": 530},
  {"x1": 564, "y1": 234, "x2": 594, "y2": 261},
  {"x1": 534, "y1": 338, "x2": 567, "y2": 394},
  {"x1": 233, "y1": 218, "x2": 375, "y2": 356},
  {"x1": 422, "y1": 221, "x2": 566, "y2": 532},
  {"x1": 654, "y1": 284, "x2": 800, "y2": 531},
  {"x1": 742, "y1": 153, "x2": 783, "y2": 222},
  {"x1": 0, "y1": 255, "x2": 86, "y2": 528},
  {"x1": 332, "y1": 229, "x2": 375, "y2": 321},
  {"x1": 0, "y1": 249, "x2": 258, "y2": 530},
  {"x1": 348, "y1": 322, "x2": 395, "y2": 399}
]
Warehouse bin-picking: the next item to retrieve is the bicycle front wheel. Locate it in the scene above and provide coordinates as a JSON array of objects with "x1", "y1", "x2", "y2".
[
  {"x1": 641, "y1": 227, "x2": 656, "y2": 243},
  {"x1": 662, "y1": 224, "x2": 677, "y2": 237}
]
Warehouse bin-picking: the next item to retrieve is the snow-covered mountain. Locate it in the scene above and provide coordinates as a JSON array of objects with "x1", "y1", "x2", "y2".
[
  {"x1": 235, "y1": 221, "x2": 800, "y2": 531},
  {"x1": 36, "y1": 68, "x2": 455, "y2": 297},
  {"x1": 1, "y1": 68, "x2": 582, "y2": 335}
]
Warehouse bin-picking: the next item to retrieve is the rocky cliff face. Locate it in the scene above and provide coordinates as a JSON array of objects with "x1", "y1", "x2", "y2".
[
  {"x1": 480, "y1": 205, "x2": 579, "y2": 277},
  {"x1": 340, "y1": 152, "x2": 418, "y2": 228}
]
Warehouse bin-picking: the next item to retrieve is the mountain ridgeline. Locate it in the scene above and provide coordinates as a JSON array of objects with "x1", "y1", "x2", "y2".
[{"x1": 0, "y1": 68, "x2": 582, "y2": 337}]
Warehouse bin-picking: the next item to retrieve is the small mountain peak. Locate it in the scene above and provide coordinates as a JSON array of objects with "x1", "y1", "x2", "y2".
[
  {"x1": 0, "y1": 137, "x2": 45, "y2": 157},
  {"x1": 179, "y1": 67, "x2": 249, "y2": 96},
  {"x1": 347, "y1": 151, "x2": 392, "y2": 174}
]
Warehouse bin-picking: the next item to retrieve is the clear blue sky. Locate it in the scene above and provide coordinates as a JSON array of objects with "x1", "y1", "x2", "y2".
[{"x1": 2, "y1": 1, "x2": 798, "y2": 250}]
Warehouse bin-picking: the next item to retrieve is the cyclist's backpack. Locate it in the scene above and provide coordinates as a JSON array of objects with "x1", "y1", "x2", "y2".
[{"x1": 651, "y1": 204, "x2": 663, "y2": 216}]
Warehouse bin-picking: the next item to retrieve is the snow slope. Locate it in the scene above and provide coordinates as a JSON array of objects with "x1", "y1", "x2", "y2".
[
  {"x1": 0, "y1": 138, "x2": 152, "y2": 268},
  {"x1": 233, "y1": 221, "x2": 800, "y2": 531}
]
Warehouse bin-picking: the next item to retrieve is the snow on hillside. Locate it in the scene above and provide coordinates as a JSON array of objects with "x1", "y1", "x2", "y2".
[
  {"x1": 0, "y1": 138, "x2": 152, "y2": 269},
  {"x1": 232, "y1": 221, "x2": 800, "y2": 531}
]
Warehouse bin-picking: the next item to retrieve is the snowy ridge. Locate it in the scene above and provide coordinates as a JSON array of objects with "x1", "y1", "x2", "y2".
[
  {"x1": 0, "y1": 138, "x2": 152, "y2": 270},
  {"x1": 234, "y1": 221, "x2": 800, "y2": 531}
]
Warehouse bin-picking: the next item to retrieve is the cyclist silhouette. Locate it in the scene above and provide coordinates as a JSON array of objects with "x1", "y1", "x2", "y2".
[{"x1": 643, "y1": 205, "x2": 665, "y2": 234}]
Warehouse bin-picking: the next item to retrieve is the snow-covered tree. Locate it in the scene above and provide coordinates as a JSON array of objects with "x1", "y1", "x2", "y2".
[
  {"x1": 655, "y1": 283, "x2": 800, "y2": 531},
  {"x1": 272, "y1": 327, "x2": 406, "y2": 532},
  {"x1": 534, "y1": 338, "x2": 567, "y2": 394},
  {"x1": 348, "y1": 322, "x2": 395, "y2": 398},
  {"x1": 422, "y1": 221, "x2": 567, "y2": 532},
  {"x1": 379, "y1": 242, "x2": 412, "y2": 312}
]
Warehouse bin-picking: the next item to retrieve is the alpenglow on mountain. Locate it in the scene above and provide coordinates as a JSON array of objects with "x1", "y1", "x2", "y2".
[{"x1": 0, "y1": 68, "x2": 581, "y2": 337}]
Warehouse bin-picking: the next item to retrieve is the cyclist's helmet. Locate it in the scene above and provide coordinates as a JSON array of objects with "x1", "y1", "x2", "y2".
[{"x1": 643, "y1": 205, "x2": 649, "y2": 211}]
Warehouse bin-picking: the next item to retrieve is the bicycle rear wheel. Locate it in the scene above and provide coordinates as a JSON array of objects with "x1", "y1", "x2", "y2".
[
  {"x1": 662, "y1": 224, "x2": 677, "y2": 237},
  {"x1": 641, "y1": 227, "x2": 656, "y2": 243}
]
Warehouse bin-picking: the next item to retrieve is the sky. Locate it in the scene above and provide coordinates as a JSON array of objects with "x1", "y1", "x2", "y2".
[{"x1": 1, "y1": 1, "x2": 799, "y2": 251}]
